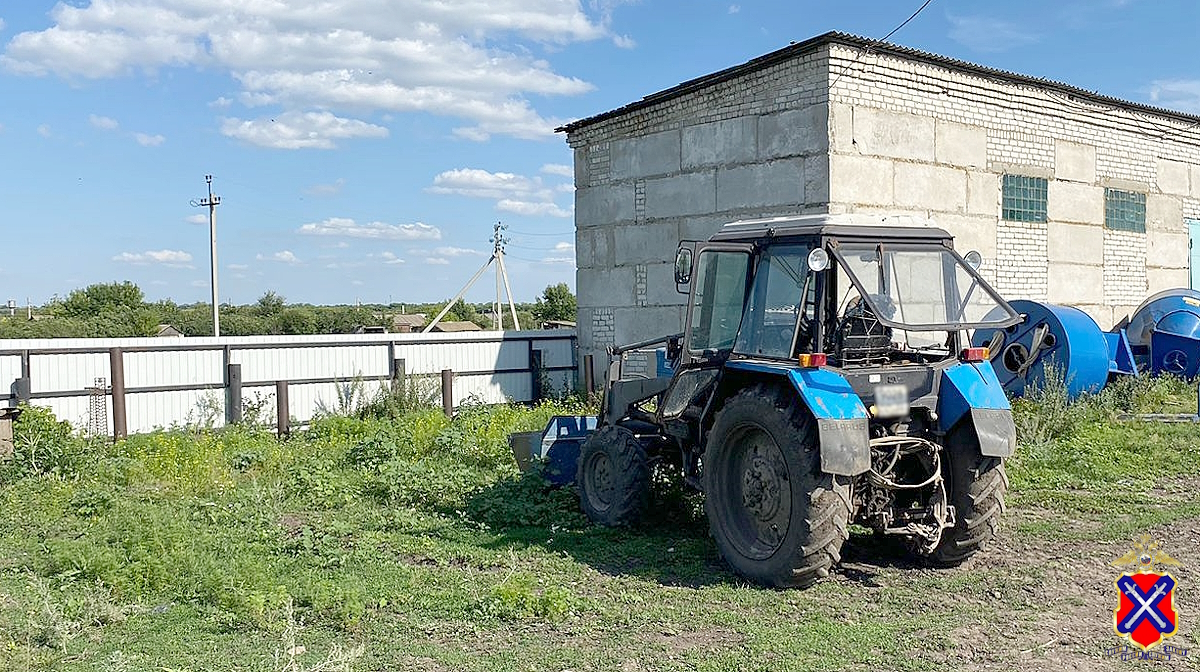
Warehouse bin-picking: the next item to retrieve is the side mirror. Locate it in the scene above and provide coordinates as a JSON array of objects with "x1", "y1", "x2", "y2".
[
  {"x1": 674, "y1": 246, "x2": 694, "y2": 293},
  {"x1": 964, "y1": 250, "x2": 983, "y2": 270}
]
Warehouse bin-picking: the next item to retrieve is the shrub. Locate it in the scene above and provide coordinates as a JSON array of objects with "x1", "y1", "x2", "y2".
[{"x1": 2, "y1": 404, "x2": 91, "y2": 483}]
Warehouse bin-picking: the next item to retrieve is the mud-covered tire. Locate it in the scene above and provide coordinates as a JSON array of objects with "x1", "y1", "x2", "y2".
[
  {"x1": 703, "y1": 386, "x2": 851, "y2": 588},
  {"x1": 577, "y1": 425, "x2": 650, "y2": 526},
  {"x1": 926, "y1": 429, "x2": 1008, "y2": 566}
]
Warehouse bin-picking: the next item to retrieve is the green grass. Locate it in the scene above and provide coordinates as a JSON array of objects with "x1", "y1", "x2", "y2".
[{"x1": 1, "y1": 376, "x2": 1198, "y2": 670}]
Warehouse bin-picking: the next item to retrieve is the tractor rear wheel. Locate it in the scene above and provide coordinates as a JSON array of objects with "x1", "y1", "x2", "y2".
[
  {"x1": 703, "y1": 386, "x2": 851, "y2": 587},
  {"x1": 926, "y1": 429, "x2": 1008, "y2": 565},
  {"x1": 577, "y1": 425, "x2": 650, "y2": 527}
]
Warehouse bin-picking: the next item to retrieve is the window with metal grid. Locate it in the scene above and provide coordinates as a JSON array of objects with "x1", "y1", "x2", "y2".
[
  {"x1": 1104, "y1": 188, "x2": 1146, "y2": 233},
  {"x1": 1001, "y1": 174, "x2": 1048, "y2": 223}
]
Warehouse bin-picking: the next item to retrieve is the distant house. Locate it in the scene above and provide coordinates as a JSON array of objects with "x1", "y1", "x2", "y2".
[
  {"x1": 541, "y1": 320, "x2": 577, "y2": 330},
  {"x1": 390, "y1": 314, "x2": 427, "y2": 333},
  {"x1": 155, "y1": 324, "x2": 184, "y2": 338},
  {"x1": 430, "y1": 321, "x2": 482, "y2": 333},
  {"x1": 352, "y1": 324, "x2": 389, "y2": 334}
]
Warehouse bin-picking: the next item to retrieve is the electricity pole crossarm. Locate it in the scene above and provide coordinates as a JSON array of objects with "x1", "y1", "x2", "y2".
[{"x1": 191, "y1": 175, "x2": 221, "y2": 337}]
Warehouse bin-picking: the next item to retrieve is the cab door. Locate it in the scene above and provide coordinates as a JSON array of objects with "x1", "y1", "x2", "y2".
[{"x1": 680, "y1": 244, "x2": 754, "y2": 365}]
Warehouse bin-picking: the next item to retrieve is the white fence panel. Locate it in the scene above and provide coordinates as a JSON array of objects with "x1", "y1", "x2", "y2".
[{"x1": 0, "y1": 330, "x2": 576, "y2": 434}]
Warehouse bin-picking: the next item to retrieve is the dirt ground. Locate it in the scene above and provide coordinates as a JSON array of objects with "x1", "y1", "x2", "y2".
[{"x1": 960, "y1": 512, "x2": 1199, "y2": 671}]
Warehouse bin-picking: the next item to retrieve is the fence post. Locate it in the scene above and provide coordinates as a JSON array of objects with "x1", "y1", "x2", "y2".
[
  {"x1": 441, "y1": 368, "x2": 454, "y2": 416},
  {"x1": 227, "y1": 363, "x2": 243, "y2": 425},
  {"x1": 109, "y1": 348, "x2": 127, "y2": 441},
  {"x1": 13, "y1": 377, "x2": 31, "y2": 403},
  {"x1": 392, "y1": 358, "x2": 406, "y2": 384},
  {"x1": 275, "y1": 380, "x2": 289, "y2": 438},
  {"x1": 530, "y1": 349, "x2": 544, "y2": 402},
  {"x1": 583, "y1": 354, "x2": 595, "y2": 393}
]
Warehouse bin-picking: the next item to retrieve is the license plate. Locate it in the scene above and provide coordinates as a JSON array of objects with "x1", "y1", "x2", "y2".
[{"x1": 873, "y1": 384, "x2": 909, "y2": 418}]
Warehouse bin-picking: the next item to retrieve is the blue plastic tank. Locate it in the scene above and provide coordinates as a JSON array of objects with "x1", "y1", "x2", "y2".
[
  {"x1": 1125, "y1": 288, "x2": 1200, "y2": 374},
  {"x1": 972, "y1": 300, "x2": 1110, "y2": 399}
]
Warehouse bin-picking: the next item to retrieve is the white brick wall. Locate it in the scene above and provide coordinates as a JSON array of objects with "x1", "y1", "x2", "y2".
[
  {"x1": 1104, "y1": 229, "x2": 1149, "y2": 305},
  {"x1": 995, "y1": 220, "x2": 1049, "y2": 299}
]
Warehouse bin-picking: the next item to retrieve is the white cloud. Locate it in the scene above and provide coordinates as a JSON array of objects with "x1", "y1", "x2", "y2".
[
  {"x1": 433, "y1": 246, "x2": 485, "y2": 257},
  {"x1": 222, "y1": 111, "x2": 387, "y2": 149},
  {"x1": 36, "y1": 124, "x2": 51, "y2": 138},
  {"x1": 0, "y1": 19, "x2": 6, "y2": 31},
  {"x1": 540, "y1": 163, "x2": 573, "y2": 177},
  {"x1": 540, "y1": 256, "x2": 575, "y2": 265},
  {"x1": 612, "y1": 34, "x2": 635, "y2": 49},
  {"x1": 298, "y1": 217, "x2": 442, "y2": 240},
  {"x1": 112, "y1": 249, "x2": 193, "y2": 266},
  {"x1": 379, "y1": 251, "x2": 405, "y2": 264},
  {"x1": 1, "y1": 0, "x2": 615, "y2": 143},
  {"x1": 305, "y1": 177, "x2": 346, "y2": 196},
  {"x1": 135, "y1": 132, "x2": 165, "y2": 146},
  {"x1": 228, "y1": 263, "x2": 249, "y2": 270},
  {"x1": 184, "y1": 213, "x2": 207, "y2": 225},
  {"x1": 425, "y1": 257, "x2": 451, "y2": 265},
  {"x1": 728, "y1": 4, "x2": 741, "y2": 13},
  {"x1": 946, "y1": 14, "x2": 1040, "y2": 52},
  {"x1": 89, "y1": 114, "x2": 119, "y2": 130},
  {"x1": 209, "y1": 96, "x2": 232, "y2": 109},
  {"x1": 257, "y1": 250, "x2": 299, "y2": 264},
  {"x1": 553, "y1": 241, "x2": 574, "y2": 252},
  {"x1": 429, "y1": 167, "x2": 572, "y2": 218},
  {"x1": 1149, "y1": 79, "x2": 1200, "y2": 114}
]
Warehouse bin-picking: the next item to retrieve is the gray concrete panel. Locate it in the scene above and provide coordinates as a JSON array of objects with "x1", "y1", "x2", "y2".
[
  {"x1": 1048, "y1": 263, "x2": 1104, "y2": 304},
  {"x1": 645, "y1": 262, "x2": 687, "y2": 307},
  {"x1": 1047, "y1": 221, "x2": 1102, "y2": 262},
  {"x1": 574, "y1": 148, "x2": 590, "y2": 187},
  {"x1": 716, "y1": 159, "x2": 805, "y2": 211},
  {"x1": 1158, "y1": 159, "x2": 1190, "y2": 196},
  {"x1": 1148, "y1": 193, "x2": 1184, "y2": 233},
  {"x1": 894, "y1": 163, "x2": 967, "y2": 212},
  {"x1": 682, "y1": 117, "x2": 758, "y2": 169},
  {"x1": 614, "y1": 305, "x2": 685, "y2": 345},
  {"x1": 757, "y1": 104, "x2": 829, "y2": 160},
  {"x1": 577, "y1": 267, "x2": 634, "y2": 308},
  {"x1": 576, "y1": 184, "x2": 635, "y2": 228},
  {"x1": 851, "y1": 107, "x2": 935, "y2": 162},
  {"x1": 1054, "y1": 140, "x2": 1096, "y2": 184},
  {"x1": 645, "y1": 172, "x2": 717, "y2": 218},
  {"x1": 966, "y1": 171, "x2": 999, "y2": 217},
  {"x1": 610, "y1": 130, "x2": 681, "y2": 180},
  {"x1": 934, "y1": 120, "x2": 986, "y2": 168},
  {"x1": 829, "y1": 154, "x2": 894, "y2": 206},
  {"x1": 1147, "y1": 231, "x2": 1189, "y2": 268},
  {"x1": 804, "y1": 154, "x2": 830, "y2": 205},
  {"x1": 1047, "y1": 181, "x2": 1103, "y2": 225},
  {"x1": 614, "y1": 222, "x2": 679, "y2": 266}
]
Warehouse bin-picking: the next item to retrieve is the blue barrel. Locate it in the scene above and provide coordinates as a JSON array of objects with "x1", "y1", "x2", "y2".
[
  {"x1": 1150, "y1": 309, "x2": 1200, "y2": 377},
  {"x1": 973, "y1": 300, "x2": 1110, "y2": 399},
  {"x1": 1125, "y1": 288, "x2": 1200, "y2": 373}
]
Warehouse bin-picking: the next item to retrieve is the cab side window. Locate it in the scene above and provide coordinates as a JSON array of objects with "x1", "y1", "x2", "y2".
[{"x1": 688, "y1": 251, "x2": 750, "y2": 353}]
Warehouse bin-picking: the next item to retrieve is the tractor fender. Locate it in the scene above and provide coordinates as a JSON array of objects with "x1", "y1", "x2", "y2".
[
  {"x1": 938, "y1": 362, "x2": 1016, "y2": 458},
  {"x1": 724, "y1": 361, "x2": 869, "y2": 476}
]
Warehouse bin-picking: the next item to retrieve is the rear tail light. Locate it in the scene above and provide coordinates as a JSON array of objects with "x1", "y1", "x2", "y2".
[
  {"x1": 798, "y1": 353, "x2": 828, "y2": 368},
  {"x1": 960, "y1": 347, "x2": 990, "y2": 362}
]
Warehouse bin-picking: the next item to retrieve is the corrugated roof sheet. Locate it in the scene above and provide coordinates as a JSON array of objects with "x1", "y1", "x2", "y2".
[{"x1": 557, "y1": 31, "x2": 1200, "y2": 133}]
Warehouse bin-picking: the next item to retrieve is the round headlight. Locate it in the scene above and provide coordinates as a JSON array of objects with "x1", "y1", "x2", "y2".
[{"x1": 807, "y1": 247, "x2": 830, "y2": 272}]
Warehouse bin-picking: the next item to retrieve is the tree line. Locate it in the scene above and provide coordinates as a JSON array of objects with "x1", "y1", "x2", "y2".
[{"x1": 0, "y1": 281, "x2": 576, "y2": 338}]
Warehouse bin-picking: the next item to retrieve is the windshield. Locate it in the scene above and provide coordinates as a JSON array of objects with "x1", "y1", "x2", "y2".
[{"x1": 832, "y1": 243, "x2": 1019, "y2": 331}]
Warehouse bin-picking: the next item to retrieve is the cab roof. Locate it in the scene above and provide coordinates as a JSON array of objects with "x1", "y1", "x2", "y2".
[{"x1": 707, "y1": 214, "x2": 954, "y2": 245}]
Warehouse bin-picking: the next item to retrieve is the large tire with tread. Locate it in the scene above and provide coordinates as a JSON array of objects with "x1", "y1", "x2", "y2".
[
  {"x1": 926, "y1": 429, "x2": 1008, "y2": 566},
  {"x1": 577, "y1": 425, "x2": 650, "y2": 527},
  {"x1": 703, "y1": 386, "x2": 851, "y2": 588}
]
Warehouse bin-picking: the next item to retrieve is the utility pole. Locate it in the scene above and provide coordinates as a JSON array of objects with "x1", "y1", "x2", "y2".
[
  {"x1": 192, "y1": 175, "x2": 221, "y2": 337},
  {"x1": 422, "y1": 221, "x2": 521, "y2": 333}
]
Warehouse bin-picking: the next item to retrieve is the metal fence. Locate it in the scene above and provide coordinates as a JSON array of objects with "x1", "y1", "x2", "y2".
[{"x1": 0, "y1": 330, "x2": 577, "y2": 436}]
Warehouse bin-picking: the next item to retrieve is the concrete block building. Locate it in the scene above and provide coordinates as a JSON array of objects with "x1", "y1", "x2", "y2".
[{"x1": 559, "y1": 32, "x2": 1200, "y2": 375}]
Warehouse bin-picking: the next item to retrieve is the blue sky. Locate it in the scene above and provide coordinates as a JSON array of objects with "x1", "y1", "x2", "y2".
[{"x1": 1, "y1": 0, "x2": 1197, "y2": 307}]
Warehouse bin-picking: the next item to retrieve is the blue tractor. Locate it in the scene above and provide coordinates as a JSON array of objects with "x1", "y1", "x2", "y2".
[{"x1": 577, "y1": 215, "x2": 1022, "y2": 587}]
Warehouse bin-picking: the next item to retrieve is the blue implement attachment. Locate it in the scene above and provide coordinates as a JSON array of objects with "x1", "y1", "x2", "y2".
[
  {"x1": 973, "y1": 300, "x2": 1109, "y2": 400},
  {"x1": 1126, "y1": 288, "x2": 1200, "y2": 370},
  {"x1": 1105, "y1": 330, "x2": 1139, "y2": 377},
  {"x1": 509, "y1": 415, "x2": 598, "y2": 486},
  {"x1": 724, "y1": 361, "x2": 869, "y2": 476}
]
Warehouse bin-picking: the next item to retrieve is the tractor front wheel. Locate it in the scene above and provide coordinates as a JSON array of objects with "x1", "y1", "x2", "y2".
[
  {"x1": 703, "y1": 386, "x2": 851, "y2": 587},
  {"x1": 577, "y1": 425, "x2": 650, "y2": 526}
]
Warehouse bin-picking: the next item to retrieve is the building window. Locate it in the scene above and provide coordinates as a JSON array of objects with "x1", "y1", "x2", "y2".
[
  {"x1": 1001, "y1": 175, "x2": 1048, "y2": 223},
  {"x1": 1105, "y1": 188, "x2": 1146, "y2": 233}
]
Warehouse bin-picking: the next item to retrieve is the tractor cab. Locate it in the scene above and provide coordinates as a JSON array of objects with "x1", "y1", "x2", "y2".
[{"x1": 577, "y1": 214, "x2": 1023, "y2": 588}]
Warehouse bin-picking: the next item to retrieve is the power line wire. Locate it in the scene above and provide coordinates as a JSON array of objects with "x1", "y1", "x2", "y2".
[{"x1": 829, "y1": 0, "x2": 936, "y2": 91}]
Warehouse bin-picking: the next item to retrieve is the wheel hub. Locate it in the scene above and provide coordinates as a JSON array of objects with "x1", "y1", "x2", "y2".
[
  {"x1": 742, "y1": 451, "x2": 783, "y2": 521},
  {"x1": 587, "y1": 453, "x2": 614, "y2": 508}
]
